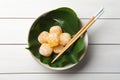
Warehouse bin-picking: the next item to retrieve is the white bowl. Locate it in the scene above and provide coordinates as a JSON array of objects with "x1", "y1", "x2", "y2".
[{"x1": 31, "y1": 33, "x2": 88, "y2": 70}]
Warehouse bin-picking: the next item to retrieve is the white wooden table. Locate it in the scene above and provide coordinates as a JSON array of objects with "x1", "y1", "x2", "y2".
[{"x1": 0, "y1": 0, "x2": 120, "y2": 80}]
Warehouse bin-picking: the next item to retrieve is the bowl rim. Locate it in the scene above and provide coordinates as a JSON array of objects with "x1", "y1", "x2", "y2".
[{"x1": 30, "y1": 33, "x2": 88, "y2": 70}]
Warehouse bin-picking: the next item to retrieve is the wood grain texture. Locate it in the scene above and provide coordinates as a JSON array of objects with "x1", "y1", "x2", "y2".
[
  {"x1": 0, "y1": 45, "x2": 119, "y2": 73},
  {"x1": 0, "y1": 74, "x2": 120, "y2": 80},
  {"x1": 0, "y1": 0, "x2": 119, "y2": 18}
]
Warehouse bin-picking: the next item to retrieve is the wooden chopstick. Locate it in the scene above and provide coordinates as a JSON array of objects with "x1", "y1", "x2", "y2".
[{"x1": 51, "y1": 8, "x2": 104, "y2": 63}]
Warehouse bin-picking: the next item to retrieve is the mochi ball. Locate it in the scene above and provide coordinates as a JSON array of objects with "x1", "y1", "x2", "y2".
[
  {"x1": 60, "y1": 33, "x2": 71, "y2": 46},
  {"x1": 48, "y1": 33, "x2": 60, "y2": 47},
  {"x1": 49, "y1": 26, "x2": 62, "y2": 35},
  {"x1": 39, "y1": 43, "x2": 53, "y2": 57},
  {"x1": 38, "y1": 31, "x2": 49, "y2": 44},
  {"x1": 53, "y1": 45, "x2": 64, "y2": 54}
]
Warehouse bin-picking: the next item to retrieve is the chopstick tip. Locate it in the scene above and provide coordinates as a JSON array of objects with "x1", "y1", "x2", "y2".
[
  {"x1": 94, "y1": 7, "x2": 104, "y2": 20},
  {"x1": 51, "y1": 59, "x2": 55, "y2": 63}
]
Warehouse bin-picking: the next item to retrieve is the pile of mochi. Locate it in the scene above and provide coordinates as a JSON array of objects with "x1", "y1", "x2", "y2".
[{"x1": 38, "y1": 26, "x2": 71, "y2": 57}]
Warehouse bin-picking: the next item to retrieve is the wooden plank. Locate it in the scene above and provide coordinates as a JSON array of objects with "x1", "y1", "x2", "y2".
[
  {"x1": 0, "y1": 0, "x2": 119, "y2": 18},
  {"x1": 0, "y1": 74, "x2": 120, "y2": 80},
  {"x1": 0, "y1": 45, "x2": 119, "y2": 73},
  {"x1": 0, "y1": 19, "x2": 33, "y2": 44},
  {"x1": 0, "y1": 19, "x2": 119, "y2": 44},
  {"x1": 84, "y1": 19, "x2": 120, "y2": 44}
]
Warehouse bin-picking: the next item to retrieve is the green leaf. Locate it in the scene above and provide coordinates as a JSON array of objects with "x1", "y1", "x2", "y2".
[
  {"x1": 27, "y1": 7, "x2": 85, "y2": 67},
  {"x1": 68, "y1": 38, "x2": 85, "y2": 63}
]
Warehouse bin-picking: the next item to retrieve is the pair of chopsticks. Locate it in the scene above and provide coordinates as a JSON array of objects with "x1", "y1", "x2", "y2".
[{"x1": 51, "y1": 8, "x2": 104, "y2": 63}]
